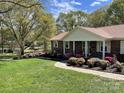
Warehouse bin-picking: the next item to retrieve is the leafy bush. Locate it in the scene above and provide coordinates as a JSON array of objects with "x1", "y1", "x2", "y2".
[
  {"x1": 105, "y1": 56, "x2": 113, "y2": 64},
  {"x1": 99, "y1": 60, "x2": 109, "y2": 70},
  {"x1": 67, "y1": 57, "x2": 77, "y2": 66},
  {"x1": 115, "y1": 61, "x2": 124, "y2": 71},
  {"x1": 87, "y1": 58, "x2": 101, "y2": 68},
  {"x1": 109, "y1": 61, "x2": 124, "y2": 72},
  {"x1": 121, "y1": 67, "x2": 124, "y2": 75},
  {"x1": 67, "y1": 57, "x2": 85, "y2": 66},
  {"x1": 77, "y1": 57, "x2": 85, "y2": 66}
]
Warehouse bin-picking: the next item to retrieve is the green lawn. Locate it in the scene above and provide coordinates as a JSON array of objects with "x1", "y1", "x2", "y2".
[{"x1": 0, "y1": 58, "x2": 124, "y2": 93}]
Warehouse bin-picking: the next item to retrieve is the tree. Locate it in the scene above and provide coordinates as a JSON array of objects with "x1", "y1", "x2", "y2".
[
  {"x1": 89, "y1": 9, "x2": 107, "y2": 27},
  {"x1": 1, "y1": 0, "x2": 54, "y2": 55},
  {"x1": 34, "y1": 12, "x2": 57, "y2": 52},
  {"x1": 0, "y1": 27, "x2": 13, "y2": 53},
  {"x1": 56, "y1": 11, "x2": 88, "y2": 31},
  {"x1": 107, "y1": 0, "x2": 124, "y2": 25}
]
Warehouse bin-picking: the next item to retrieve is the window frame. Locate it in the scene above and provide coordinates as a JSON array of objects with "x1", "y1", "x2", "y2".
[
  {"x1": 99, "y1": 42, "x2": 107, "y2": 52},
  {"x1": 65, "y1": 41, "x2": 70, "y2": 49},
  {"x1": 53, "y1": 41, "x2": 58, "y2": 48}
]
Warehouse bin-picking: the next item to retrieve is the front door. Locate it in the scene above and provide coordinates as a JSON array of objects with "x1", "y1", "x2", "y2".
[
  {"x1": 75, "y1": 41, "x2": 82, "y2": 55},
  {"x1": 89, "y1": 41, "x2": 97, "y2": 54}
]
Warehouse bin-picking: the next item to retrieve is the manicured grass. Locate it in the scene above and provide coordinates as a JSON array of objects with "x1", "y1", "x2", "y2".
[{"x1": 0, "y1": 58, "x2": 124, "y2": 93}]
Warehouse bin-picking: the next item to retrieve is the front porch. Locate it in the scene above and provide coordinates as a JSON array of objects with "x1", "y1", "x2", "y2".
[{"x1": 63, "y1": 41, "x2": 107, "y2": 59}]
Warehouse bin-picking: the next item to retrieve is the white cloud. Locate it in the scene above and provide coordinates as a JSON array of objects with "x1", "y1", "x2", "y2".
[
  {"x1": 50, "y1": 0, "x2": 81, "y2": 18},
  {"x1": 51, "y1": 0, "x2": 76, "y2": 11},
  {"x1": 71, "y1": 0, "x2": 82, "y2": 5},
  {"x1": 90, "y1": 0, "x2": 109, "y2": 7},
  {"x1": 90, "y1": 1, "x2": 101, "y2": 6}
]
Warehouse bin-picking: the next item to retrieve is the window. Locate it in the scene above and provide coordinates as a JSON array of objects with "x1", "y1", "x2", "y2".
[
  {"x1": 100, "y1": 42, "x2": 107, "y2": 52},
  {"x1": 65, "y1": 41, "x2": 70, "y2": 49},
  {"x1": 53, "y1": 41, "x2": 58, "y2": 48},
  {"x1": 100, "y1": 46, "x2": 107, "y2": 52}
]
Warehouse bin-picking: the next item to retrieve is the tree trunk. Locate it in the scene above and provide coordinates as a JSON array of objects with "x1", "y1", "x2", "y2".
[
  {"x1": 1, "y1": 30, "x2": 4, "y2": 54},
  {"x1": 44, "y1": 40, "x2": 47, "y2": 52},
  {"x1": 20, "y1": 46, "x2": 24, "y2": 56}
]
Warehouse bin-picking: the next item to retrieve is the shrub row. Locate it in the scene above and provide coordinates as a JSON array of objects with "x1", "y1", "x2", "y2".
[{"x1": 67, "y1": 57, "x2": 124, "y2": 74}]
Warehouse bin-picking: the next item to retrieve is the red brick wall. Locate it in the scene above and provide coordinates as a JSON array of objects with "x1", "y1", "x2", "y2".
[
  {"x1": 51, "y1": 41, "x2": 74, "y2": 55},
  {"x1": 65, "y1": 41, "x2": 73, "y2": 55},
  {"x1": 111, "y1": 40, "x2": 120, "y2": 54},
  {"x1": 51, "y1": 41, "x2": 63, "y2": 55}
]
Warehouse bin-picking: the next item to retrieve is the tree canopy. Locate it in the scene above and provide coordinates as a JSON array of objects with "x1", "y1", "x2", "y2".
[
  {"x1": 56, "y1": 11, "x2": 88, "y2": 31},
  {"x1": 0, "y1": 0, "x2": 56, "y2": 55},
  {"x1": 56, "y1": 0, "x2": 124, "y2": 30}
]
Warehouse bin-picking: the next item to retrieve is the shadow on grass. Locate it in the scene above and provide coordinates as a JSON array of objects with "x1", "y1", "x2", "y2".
[{"x1": 38, "y1": 57, "x2": 64, "y2": 62}]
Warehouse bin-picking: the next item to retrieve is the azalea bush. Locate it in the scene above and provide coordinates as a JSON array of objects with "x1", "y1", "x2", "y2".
[
  {"x1": 67, "y1": 57, "x2": 85, "y2": 67},
  {"x1": 87, "y1": 58, "x2": 101, "y2": 68}
]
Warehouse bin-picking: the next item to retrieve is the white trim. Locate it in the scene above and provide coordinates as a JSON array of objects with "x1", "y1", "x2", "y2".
[
  {"x1": 65, "y1": 41, "x2": 70, "y2": 49},
  {"x1": 53, "y1": 41, "x2": 58, "y2": 48},
  {"x1": 97, "y1": 41, "x2": 110, "y2": 53},
  {"x1": 85, "y1": 41, "x2": 88, "y2": 58},
  {"x1": 73, "y1": 41, "x2": 75, "y2": 55},
  {"x1": 120, "y1": 41, "x2": 124, "y2": 54},
  {"x1": 102, "y1": 41, "x2": 105, "y2": 59},
  {"x1": 82, "y1": 42, "x2": 85, "y2": 56},
  {"x1": 63, "y1": 41, "x2": 65, "y2": 55}
]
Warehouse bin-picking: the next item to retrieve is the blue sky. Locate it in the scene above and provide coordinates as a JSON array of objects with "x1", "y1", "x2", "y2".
[{"x1": 40, "y1": 0, "x2": 112, "y2": 18}]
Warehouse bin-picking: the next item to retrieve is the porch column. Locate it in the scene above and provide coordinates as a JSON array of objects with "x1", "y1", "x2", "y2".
[
  {"x1": 102, "y1": 41, "x2": 105, "y2": 59},
  {"x1": 63, "y1": 41, "x2": 65, "y2": 55},
  {"x1": 73, "y1": 41, "x2": 75, "y2": 55},
  {"x1": 85, "y1": 41, "x2": 88, "y2": 58}
]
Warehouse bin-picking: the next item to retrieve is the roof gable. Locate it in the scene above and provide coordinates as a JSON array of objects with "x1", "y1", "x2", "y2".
[{"x1": 63, "y1": 28, "x2": 105, "y2": 41}]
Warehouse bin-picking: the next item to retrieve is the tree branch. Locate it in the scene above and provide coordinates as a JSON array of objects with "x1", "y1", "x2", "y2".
[{"x1": 0, "y1": 0, "x2": 41, "y2": 13}]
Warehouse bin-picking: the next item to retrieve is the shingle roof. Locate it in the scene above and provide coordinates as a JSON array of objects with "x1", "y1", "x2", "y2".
[
  {"x1": 99, "y1": 25, "x2": 124, "y2": 39},
  {"x1": 50, "y1": 32, "x2": 69, "y2": 41},
  {"x1": 50, "y1": 24, "x2": 124, "y2": 41},
  {"x1": 81, "y1": 27, "x2": 112, "y2": 39}
]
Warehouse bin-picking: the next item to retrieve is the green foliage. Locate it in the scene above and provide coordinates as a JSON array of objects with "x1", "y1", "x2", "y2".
[
  {"x1": 99, "y1": 60, "x2": 109, "y2": 70},
  {"x1": 68, "y1": 57, "x2": 77, "y2": 66},
  {"x1": 89, "y1": 9, "x2": 107, "y2": 27},
  {"x1": 107, "y1": 0, "x2": 124, "y2": 25},
  {"x1": 57, "y1": 0, "x2": 124, "y2": 28},
  {"x1": 57, "y1": 11, "x2": 88, "y2": 31},
  {"x1": 0, "y1": 0, "x2": 56, "y2": 55},
  {"x1": 68, "y1": 57, "x2": 85, "y2": 66},
  {"x1": 87, "y1": 58, "x2": 101, "y2": 68},
  {"x1": 77, "y1": 57, "x2": 86, "y2": 66}
]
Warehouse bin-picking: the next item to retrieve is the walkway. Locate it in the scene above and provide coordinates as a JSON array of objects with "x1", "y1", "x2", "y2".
[{"x1": 55, "y1": 62, "x2": 124, "y2": 80}]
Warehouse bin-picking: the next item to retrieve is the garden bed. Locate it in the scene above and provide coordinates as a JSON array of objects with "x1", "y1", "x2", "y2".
[{"x1": 66, "y1": 57, "x2": 124, "y2": 75}]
